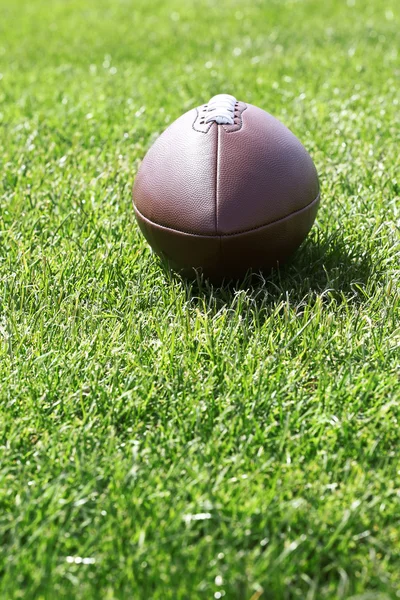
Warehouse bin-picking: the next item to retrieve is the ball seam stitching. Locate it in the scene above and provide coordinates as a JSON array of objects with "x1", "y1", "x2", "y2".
[
  {"x1": 192, "y1": 103, "x2": 248, "y2": 133},
  {"x1": 215, "y1": 124, "x2": 220, "y2": 234},
  {"x1": 134, "y1": 192, "x2": 320, "y2": 238}
]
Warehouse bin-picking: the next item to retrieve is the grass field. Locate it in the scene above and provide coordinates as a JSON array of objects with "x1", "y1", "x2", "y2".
[{"x1": 0, "y1": 0, "x2": 399, "y2": 597}]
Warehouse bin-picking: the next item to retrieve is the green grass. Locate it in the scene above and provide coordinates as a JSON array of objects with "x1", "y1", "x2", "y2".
[{"x1": 0, "y1": 0, "x2": 399, "y2": 597}]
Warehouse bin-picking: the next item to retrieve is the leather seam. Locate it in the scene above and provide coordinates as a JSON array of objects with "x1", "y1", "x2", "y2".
[
  {"x1": 134, "y1": 193, "x2": 320, "y2": 238},
  {"x1": 221, "y1": 103, "x2": 248, "y2": 133},
  {"x1": 215, "y1": 124, "x2": 219, "y2": 234},
  {"x1": 192, "y1": 108, "x2": 213, "y2": 134}
]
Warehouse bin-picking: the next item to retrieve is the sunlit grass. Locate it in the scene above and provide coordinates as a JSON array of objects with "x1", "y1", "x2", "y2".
[{"x1": 0, "y1": 0, "x2": 399, "y2": 598}]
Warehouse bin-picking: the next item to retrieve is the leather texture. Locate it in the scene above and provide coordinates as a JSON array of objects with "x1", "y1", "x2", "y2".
[
  {"x1": 133, "y1": 108, "x2": 217, "y2": 236},
  {"x1": 133, "y1": 100, "x2": 320, "y2": 279}
]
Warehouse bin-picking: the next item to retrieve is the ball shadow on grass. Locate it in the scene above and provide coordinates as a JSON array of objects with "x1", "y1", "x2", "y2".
[{"x1": 161, "y1": 228, "x2": 374, "y2": 309}]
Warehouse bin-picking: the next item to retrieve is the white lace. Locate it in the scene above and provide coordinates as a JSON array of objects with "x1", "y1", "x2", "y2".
[{"x1": 204, "y1": 94, "x2": 237, "y2": 125}]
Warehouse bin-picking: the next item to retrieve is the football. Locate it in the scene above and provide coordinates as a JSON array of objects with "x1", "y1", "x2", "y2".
[{"x1": 133, "y1": 94, "x2": 320, "y2": 280}]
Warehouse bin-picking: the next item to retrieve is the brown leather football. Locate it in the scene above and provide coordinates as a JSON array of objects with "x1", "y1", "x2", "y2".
[{"x1": 133, "y1": 94, "x2": 320, "y2": 280}]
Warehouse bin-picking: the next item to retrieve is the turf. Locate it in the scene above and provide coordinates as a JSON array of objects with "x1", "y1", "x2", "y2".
[{"x1": 0, "y1": 0, "x2": 399, "y2": 598}]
